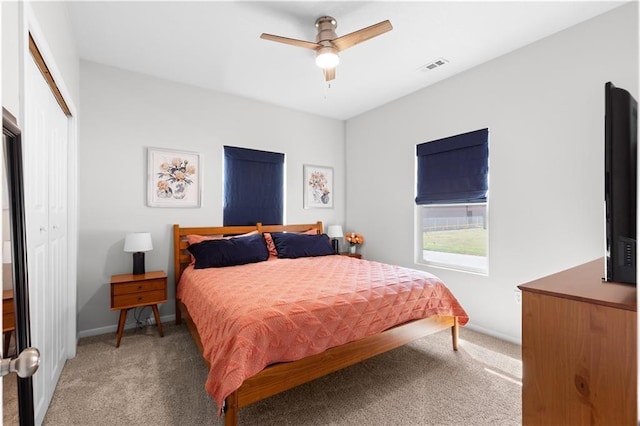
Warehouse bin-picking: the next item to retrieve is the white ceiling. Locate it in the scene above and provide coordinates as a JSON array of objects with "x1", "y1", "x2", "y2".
[{"x1": 67, "y1": 1, "x2": 626, "y2": 120}]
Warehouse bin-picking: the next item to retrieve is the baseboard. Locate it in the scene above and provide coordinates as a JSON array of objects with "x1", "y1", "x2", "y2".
[
  {"x1": 464, "y1": 323, "x2": 521, "y2": 346},
  {"x1": 78, "y1": 313, "x2": 176, "y2": 339}
]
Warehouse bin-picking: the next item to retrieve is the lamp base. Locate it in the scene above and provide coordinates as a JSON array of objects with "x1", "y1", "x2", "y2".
[
  {"x1": 331, "y1": 239, "x2": 339, "y2": 254},
  {"x1": 132, "y1": 252, "x2": 145, "y2": 275}
]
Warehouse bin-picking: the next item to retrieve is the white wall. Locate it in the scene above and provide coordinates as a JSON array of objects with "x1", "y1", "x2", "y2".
[
  {"x1": 28, "y1": 2, "x2": 80, "y2": 109},
  {"x1": 2, "y1": 1, "x2": 20, "y2": 115},
  {"x1": 77, "y1": 61, "x2": 346, "y2": 335},
  {"x1": 345, "y1": 3, "x2": 638, "y2": 343},
  {"x1": 2, "y1": 2, "x2": 80, "y2": 118}
]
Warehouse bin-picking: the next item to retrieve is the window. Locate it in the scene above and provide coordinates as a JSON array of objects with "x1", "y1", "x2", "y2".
[
  {"x1": 415, "y1": 129, "x2": 489, "y2": 273},
  {"x1": 420, "y1": 203, "x2": 488, "y2": 272},
  {"x1": 223, "y1": 146, "x2": 285, "y2": 226}
]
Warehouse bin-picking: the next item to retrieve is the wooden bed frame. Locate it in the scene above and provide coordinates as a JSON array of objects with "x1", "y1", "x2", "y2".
[{"x1": 173, "y1": 222, "x2": 459, "y2": 425}]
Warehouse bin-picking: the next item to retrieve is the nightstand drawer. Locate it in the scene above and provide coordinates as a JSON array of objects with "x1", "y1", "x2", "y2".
[
  {"x1": 112, "y1": 279, "x2": 166, "y2": 296},
  {"x1": 3, "y1": 298, "x2": 14, "y2": 314},
  {"x1": 113, "y1": 289, "x2": 166, "y2": 309},
  {"x1": 3, "y1": 294, "x2": 14, "y2": 332},
  {"x1": 3, "y1": 312, "x2": 14, "y2": 332}
]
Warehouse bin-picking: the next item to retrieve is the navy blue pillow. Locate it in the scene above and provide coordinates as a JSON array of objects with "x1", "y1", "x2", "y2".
[
  {"x1": 271, "y1": 233, "x2": 335, "y2": 259},
  {"x1": 187, "y1": 233, "x2": 269, "y2": 269}
]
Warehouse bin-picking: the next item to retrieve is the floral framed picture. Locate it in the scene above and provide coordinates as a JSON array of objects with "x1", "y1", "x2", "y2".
[
  {"x1": 147, "y1": 148, "x2": 202, "y2": 208},
  {"x1": 303, "y1": 164, "x2": 333, "y2": 209}
]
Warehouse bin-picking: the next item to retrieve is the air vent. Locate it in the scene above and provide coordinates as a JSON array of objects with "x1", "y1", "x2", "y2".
[{"x1": 420, "y1": 57, "x2": 449, "y2": 72}]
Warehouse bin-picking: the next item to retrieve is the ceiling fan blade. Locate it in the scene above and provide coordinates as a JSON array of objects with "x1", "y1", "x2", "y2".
[
  {"x1": 323, "y1": 67, "x2": 336, "y2": 81},
  {"x1": 332, "y1": 20, "x2": 393, "y2": 52},
  {"x1": 260, "y1": 33, "x2": 320, "y2": 50}
]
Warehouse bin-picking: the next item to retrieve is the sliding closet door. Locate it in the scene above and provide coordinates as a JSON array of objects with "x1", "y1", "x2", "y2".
[{"x1": 24, "y1": 51, "x2": 69, "y2": 425}]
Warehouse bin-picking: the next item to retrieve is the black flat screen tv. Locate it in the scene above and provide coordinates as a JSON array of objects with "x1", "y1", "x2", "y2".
[{"x1": 605, "y1": 82, "x2": 637, "y2": 284}]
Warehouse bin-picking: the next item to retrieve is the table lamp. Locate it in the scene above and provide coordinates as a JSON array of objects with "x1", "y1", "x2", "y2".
[
  {"x1": 124, "y1": 232, "x2": 153, "y2": 275},
  {"x1": 326, "y1": 225, "x2": 343, "y2": 254}
]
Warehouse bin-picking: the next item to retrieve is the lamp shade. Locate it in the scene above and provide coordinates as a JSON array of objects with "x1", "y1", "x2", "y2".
[
  {"x1": 124, "y1": 232, "x2": 153, "y2": 253},
  {"x1": 327, "y1": 225, "x2": 344, "y2": 239}
]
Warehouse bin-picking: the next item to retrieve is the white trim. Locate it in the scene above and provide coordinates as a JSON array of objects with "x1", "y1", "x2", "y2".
[
  {"x1": 78, "y1": 314, "x2": 177, "y2": 339},
  {"x1": 66, "y1": 113, "x2": 78, "y2": 358},
  {"x1": 416, "y1": 258, "x2": 489, "y2": 276},
  {"x1": 1, "y1": 5, "x2": 4, "y2": 422}
]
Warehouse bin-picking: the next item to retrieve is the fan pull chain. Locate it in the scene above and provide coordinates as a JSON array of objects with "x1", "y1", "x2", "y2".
[{"x1": 324, "y1": 81, "x2": 332, "y2": 99}]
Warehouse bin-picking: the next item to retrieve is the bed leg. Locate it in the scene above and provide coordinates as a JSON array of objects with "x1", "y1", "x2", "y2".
[
  {"x1": 175, "y1": 305, "x2": 182, "y2": 325},
  {"x1": 224, "y1": 391, "x2": 239, "y2": 426},
  {"x1": 451, "y1": 317, "x2": 459, "y2": 351}
]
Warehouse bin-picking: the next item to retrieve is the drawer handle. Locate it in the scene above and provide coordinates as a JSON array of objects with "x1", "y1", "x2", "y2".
[
  {"x1": 137, "y1": 286, "x2": 143, "y2": 290},
  {"x1": 137, "y1": 297, "x2": 143, "y2": 301}
]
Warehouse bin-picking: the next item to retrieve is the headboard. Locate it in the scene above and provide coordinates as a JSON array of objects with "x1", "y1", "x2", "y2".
[{"x1": 172, "y1": 221, "x2": 324, "y2": 305}]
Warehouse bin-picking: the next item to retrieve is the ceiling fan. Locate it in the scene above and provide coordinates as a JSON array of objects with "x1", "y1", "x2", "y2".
[{"x1": 260, "y1": 16, "x2": 393, "y2": 81}]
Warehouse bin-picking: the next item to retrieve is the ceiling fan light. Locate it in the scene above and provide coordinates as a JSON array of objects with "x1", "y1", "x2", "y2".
[{"x1": 315, "y1": 48, "x2": 340, "y2": 69}]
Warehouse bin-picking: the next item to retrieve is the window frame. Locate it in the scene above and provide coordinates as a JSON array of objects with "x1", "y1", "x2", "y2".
[
  {"x1": 223, "y1": 146, "x2": 285, "y2": 226},
  {"x1": 414, "y1": 128, "x2": 489, "y2": 275}
]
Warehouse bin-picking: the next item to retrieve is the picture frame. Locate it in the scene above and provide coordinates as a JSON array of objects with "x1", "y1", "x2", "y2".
[
  {"x1": 147, "y1": 148, "x2": 202, "y2": 208},
  {"x1": 303, "y1": 164, "x2": 333, "y2": 209}
]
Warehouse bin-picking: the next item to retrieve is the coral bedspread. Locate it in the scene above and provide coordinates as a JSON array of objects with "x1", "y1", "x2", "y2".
[{"x1": 177, "y1": 255, "x2": 469, "y2": 410}]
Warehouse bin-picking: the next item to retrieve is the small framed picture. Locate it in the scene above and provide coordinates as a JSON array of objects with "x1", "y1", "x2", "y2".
[
  {"x1": 303, "y1": 164, "x2": 333, "y2": 209},
  {"x1": 147, "y1": 148, "x2": 202, "y2": 208}
]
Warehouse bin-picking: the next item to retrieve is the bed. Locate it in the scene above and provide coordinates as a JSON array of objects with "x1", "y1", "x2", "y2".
[{"x1": 173, "y1": 222, "x2": 469, "y2": 425}]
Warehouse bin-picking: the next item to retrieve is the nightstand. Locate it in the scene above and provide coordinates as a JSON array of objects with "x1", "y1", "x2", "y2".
[
  {"x1": 110, "y1": 270, "x2": 167, "y2": 348},
  {"x1": 340, "y1": 252, "x2": 362, "y2": 259},
  {"x1": 3, "y1": 290, "x2": 15, "y2": 356}
]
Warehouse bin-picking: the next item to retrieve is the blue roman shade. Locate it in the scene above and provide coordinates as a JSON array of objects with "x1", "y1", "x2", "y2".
[
  {"x1": 223, "y1": 146, "x2": 285, "y2": 226},
  {"x1": 415, "y1": 129, "x2": 489, "y2": 205}
]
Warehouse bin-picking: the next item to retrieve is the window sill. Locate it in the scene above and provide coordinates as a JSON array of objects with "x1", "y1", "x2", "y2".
[{"x1": 417, "y1": 251, "x2": 488, "y2": 276}]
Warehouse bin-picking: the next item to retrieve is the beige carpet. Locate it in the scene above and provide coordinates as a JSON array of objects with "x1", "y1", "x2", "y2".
[{"x1": 4, "y1": 323, "x2": 522, "y2": 425}]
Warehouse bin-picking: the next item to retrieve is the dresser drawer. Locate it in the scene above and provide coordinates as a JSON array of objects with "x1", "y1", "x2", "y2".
[
  {"x1": 112, "y1": 278, "x2": 165, "y2": 296},
  {"x1": 3, "y1": 296, "x2": 14, "y2": 332},
  {"x1": 112, "y1": 289, "x2": 166, "y2": 309},
  {"x1": 3, "y1": 298, "x2": 14, "y2": 314},
  {"x1": 3, "y1": 312, "x2": 15, "y2": 332}
]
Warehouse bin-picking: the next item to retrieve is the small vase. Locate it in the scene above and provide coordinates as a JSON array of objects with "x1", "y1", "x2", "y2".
[
  {"x1": 349, "y1": 245, "x2": 357, "y2": 254},
  {"x1": 171, "y1": 181, "x2": 187, "y2": 199}
]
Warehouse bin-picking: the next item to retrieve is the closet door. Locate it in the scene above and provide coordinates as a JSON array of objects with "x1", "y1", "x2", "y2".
[
  {"x1": 24, "y1": 51, "x2": 68, "y2": 425},
  {"x1": 47, "y1": 82, "x2": 68, "y2": 392}
]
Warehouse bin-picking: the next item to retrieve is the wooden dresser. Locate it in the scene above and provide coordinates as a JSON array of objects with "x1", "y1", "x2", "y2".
[{"x1": 518, "y1": 258, "x2": 637, "y2": 425}]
